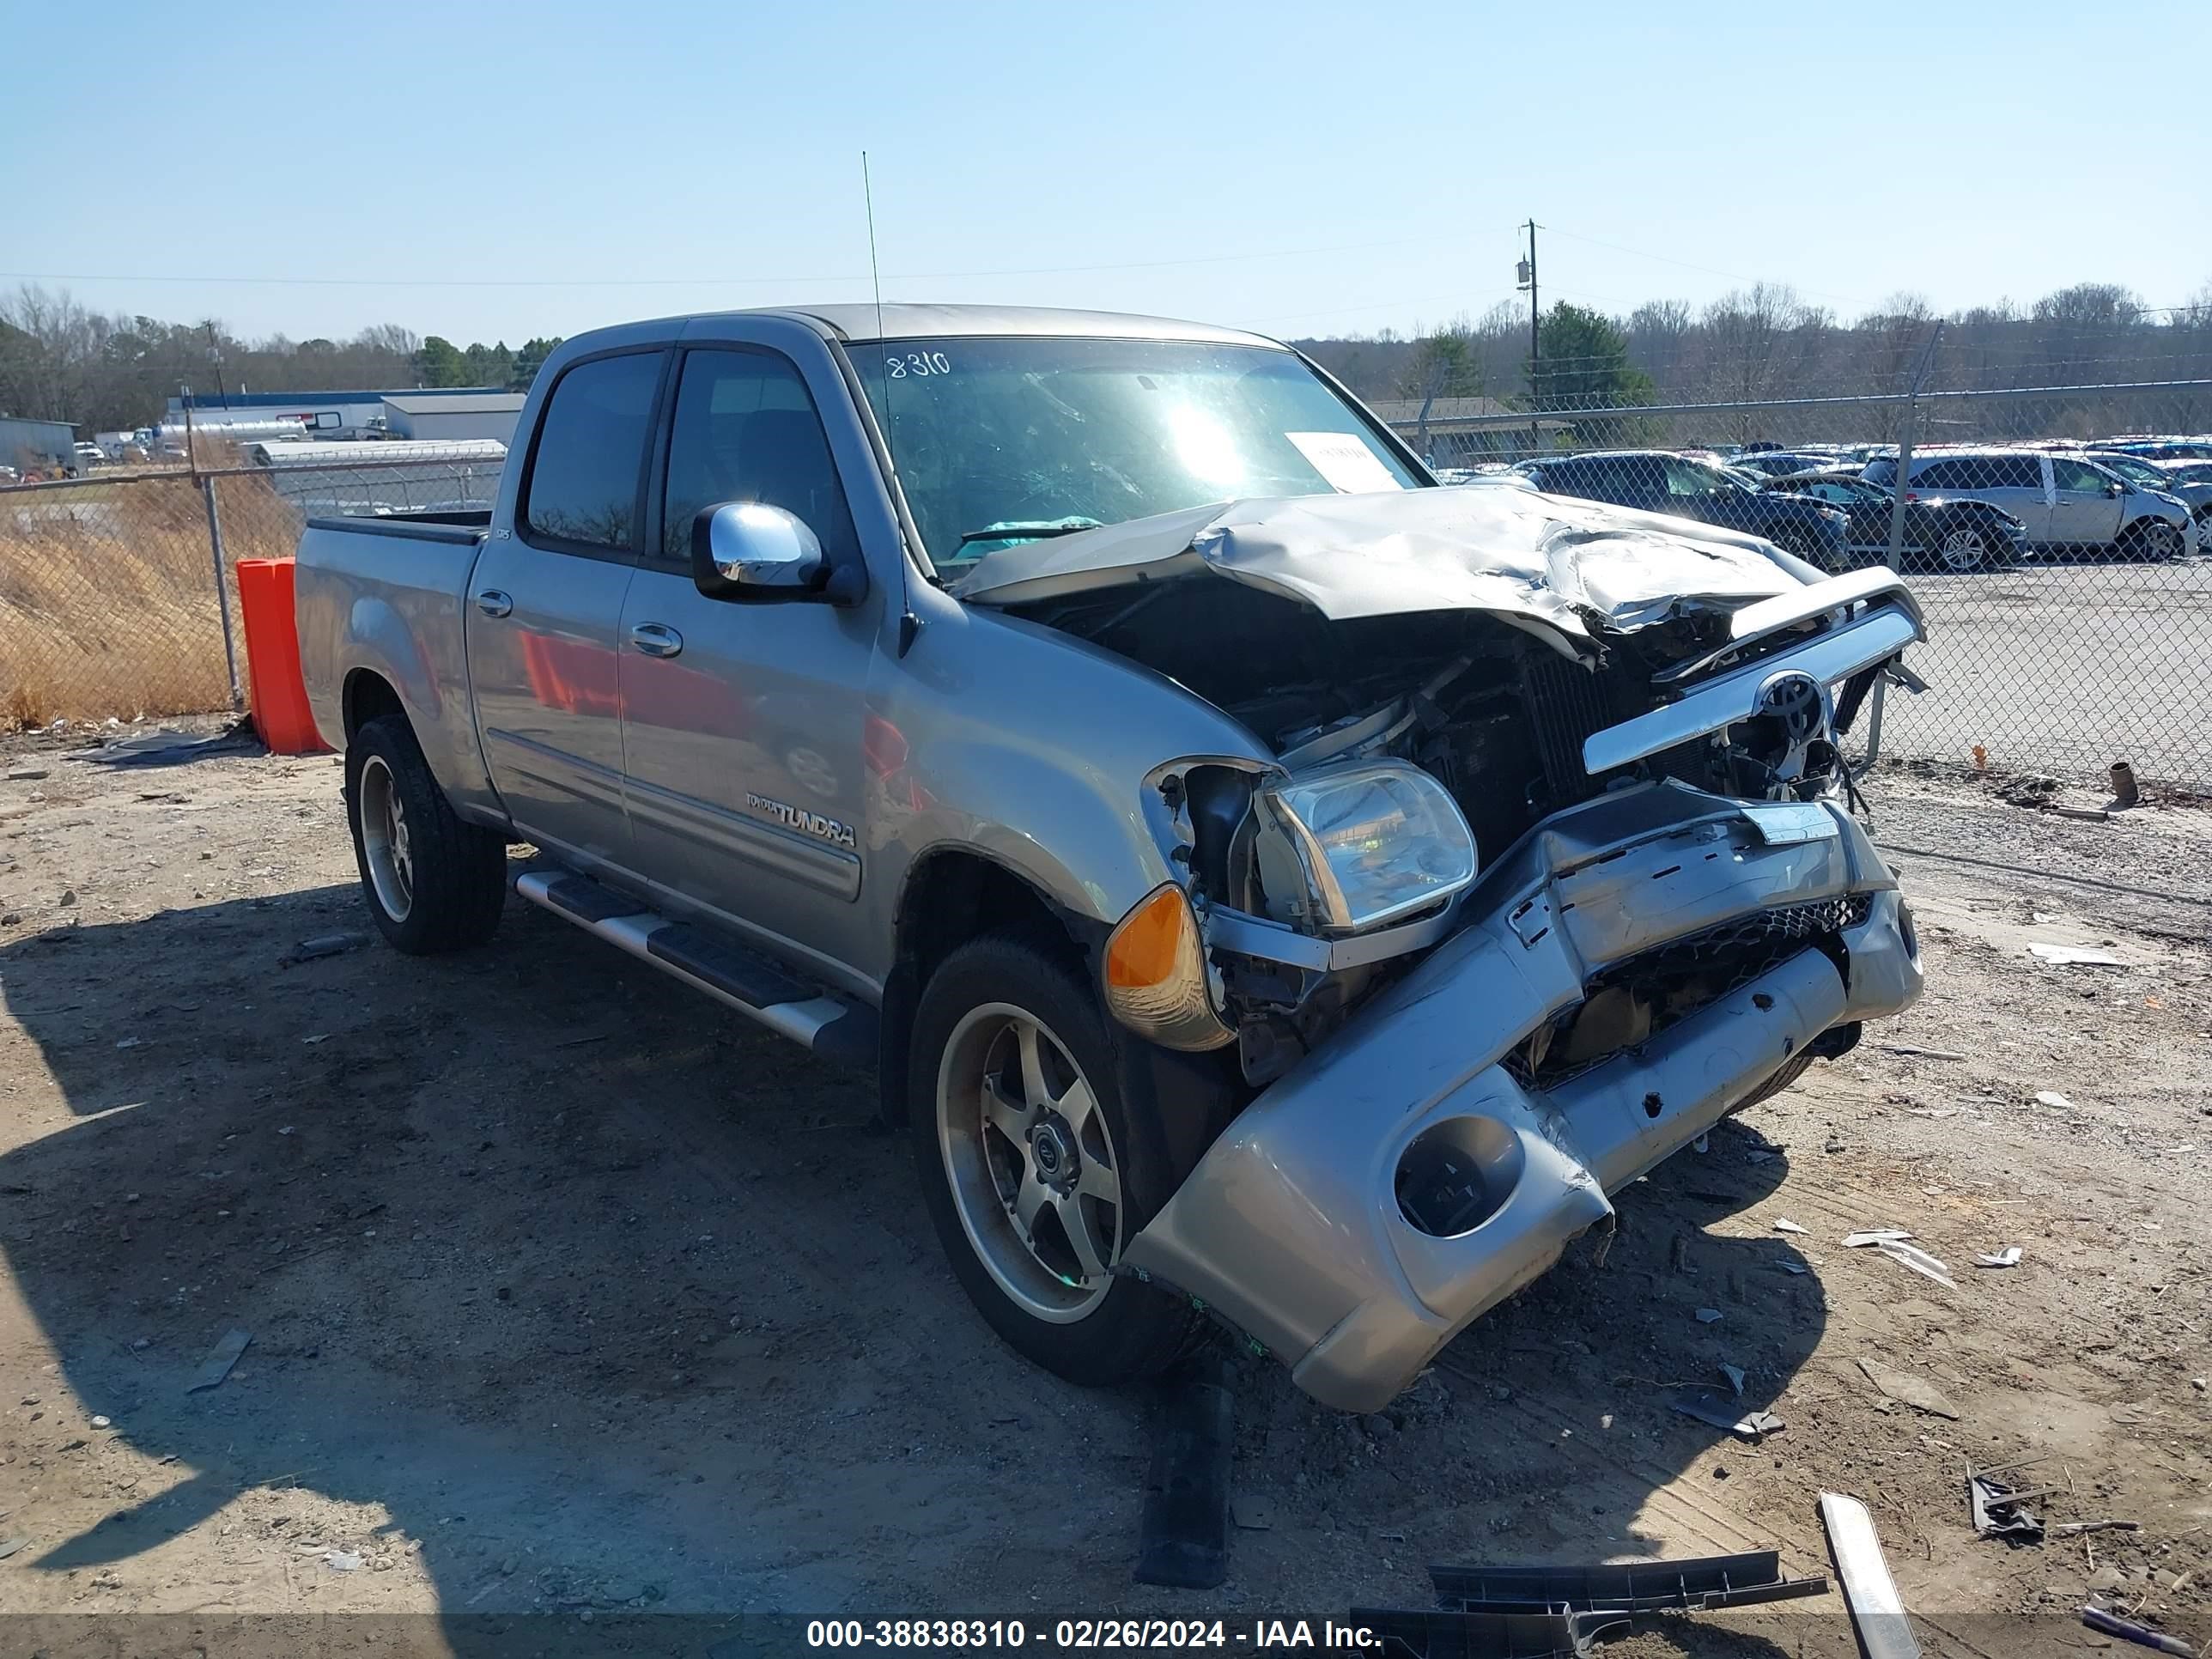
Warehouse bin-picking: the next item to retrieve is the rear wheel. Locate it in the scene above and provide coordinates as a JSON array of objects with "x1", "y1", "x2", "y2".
[
  {"x1": 346, "y1": 714, "x2": 508, "y2": 953},
  {"x1": 909, "y1": 934, "x2": 1200, "y2": 1388}
]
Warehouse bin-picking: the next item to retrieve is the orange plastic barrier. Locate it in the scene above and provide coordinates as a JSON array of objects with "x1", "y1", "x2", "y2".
[{"x1": 234, "y1": 557, "x2": 331, "y2": 755}]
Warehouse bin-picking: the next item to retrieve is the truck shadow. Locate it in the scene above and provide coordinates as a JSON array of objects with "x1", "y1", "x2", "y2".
[{"x1": 0, "y1": 883, "x2": 1822, "y2": 1654}]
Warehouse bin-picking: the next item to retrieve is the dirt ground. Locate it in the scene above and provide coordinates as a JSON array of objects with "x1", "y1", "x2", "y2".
[{"x1": 0, "y1": 724, "x2": 2206, "y2": 1657}]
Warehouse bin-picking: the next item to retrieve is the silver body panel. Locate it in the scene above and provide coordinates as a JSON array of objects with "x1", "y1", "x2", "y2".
[{"x1": 297, "y1": 303, "x2": 1929, "y2": 1413}]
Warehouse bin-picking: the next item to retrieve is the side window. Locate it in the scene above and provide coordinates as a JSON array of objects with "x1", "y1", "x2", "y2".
[
  {"x1": 521, "y1": 352, "x2": 663, "y2": 551},
  {"x1": 1662, "y1": 458, "x2": 1716, "y2": 496},
  {"x1": 1913, "y1": 459, "x2": 1966, "y2": 490},
  {"x1": 2000, "y1": 455, "x2": 2048, "y2": 491},
  {"x1": 660, "y1": 348, "x2": 860, "y2": 563},
  {"x1": 2050, "y1": 457, "x2": 2105, "y2": 493}
]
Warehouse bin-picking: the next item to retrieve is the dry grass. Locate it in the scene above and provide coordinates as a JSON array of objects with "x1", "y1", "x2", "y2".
[{"x1": 0, "y1": 473, "x2": 301, "y2": 726}]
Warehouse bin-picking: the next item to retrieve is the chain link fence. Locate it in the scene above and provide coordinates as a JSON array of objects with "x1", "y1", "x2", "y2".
[
  {"x1": 5, "y1": 373, "x2": 2210, "y2": 790},
  {"x1": 0, "y1": 453, "x2": 503, "y2": 726},
  {"x1": 1389, "y1": 370, "x2": 2212, "y2": 788}
]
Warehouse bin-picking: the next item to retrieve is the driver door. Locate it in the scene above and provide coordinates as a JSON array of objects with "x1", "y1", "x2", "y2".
[{"x1": 2050, "y1": 455, "x2": 2124, "y2": 549}]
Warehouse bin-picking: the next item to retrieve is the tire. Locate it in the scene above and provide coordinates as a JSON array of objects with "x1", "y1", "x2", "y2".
[
  {"x1": 1932, "y1": 526, "x2": 1991, "y2": 573},
  {"x1": 2120, "y1": 520, "x2": 2183, "y2": 564},
  {"x1": 908, "y1": 933, "x2": 1200, "y2": 1389},
  {"x1": 345, "y1": 714, "x2": 508, "y2": 954}
]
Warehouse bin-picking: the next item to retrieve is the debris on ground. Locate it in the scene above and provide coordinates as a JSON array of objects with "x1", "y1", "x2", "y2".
[
  {"x1": 1967, "y1": 1461, "x2": 2045, "y2": 1545},
  {"x1": 1856, "y1": 1358, "x2": 1961, "y2": 1420},
  {"x1": 1670, "y1": 1387, "x2": 1784, "y2": 1443},
  {"x1": 1358, "y1": 1547, "x2": 1828, "y2": 1657},
  {"x1": 2036, "y1": 1091, "x2": 2077, "y2": 1109},
  {"x1": 1694, "y1": 1308, "x2": 1723, "y2": 1323},
  {"x1": 1773, "y1": 1218, "x2": 1808, "y2": 1235},
  {"x1": 1871, "y1": 1238, "x2": 1959, "y2": 1289},
  {"x1": 1133, "y1": 1361, "x2": 1232, "y2": 1590},
  {"x1": 2081, "y1": 1606, "x2": 2197, "y2": 1656},
  {"x1": 1879, "y1": 1042, "x2": 1966, "y2": 1060},
  {"x1": 280, "y1": 933, "x2": 368, "y2": 968},
  {"x1": 1820, "y1": 1491, "x2": 1921, "y2": 1659},
  {"x1": 1974, "y1": 1248, "x2": 2023, "y2": 1269},
  {"x1": 1229, "y1": 1495, "x2": 1276, "y2": 1532},
  {"x1": 2052, "y1": 1520, "x2": 2140, "y2": 1538},
  {"x1": 0, "y1": 1537, "x2": 29, "y2": 1562},
  {"x1": 185, "y1": 1328, "x2": 252, "y2": 1394},
  {"x1": 2029, "y1": 944, "x2": 2126, "y2": 968},
  {"x1": 1844, "y1": 1229, "x2": 1913, "y2": 1248},
  {"x1": 325, "y1": 1550, "x2": 362, "y2": 1572},
  {"x1": 1721, "y1": 1364, "x2": 1747, "y2": 1396}
]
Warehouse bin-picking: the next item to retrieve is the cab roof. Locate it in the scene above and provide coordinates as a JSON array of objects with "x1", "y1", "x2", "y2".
[{"x1": 754, "y1": 302, "x2": 1283, "y2": 349}]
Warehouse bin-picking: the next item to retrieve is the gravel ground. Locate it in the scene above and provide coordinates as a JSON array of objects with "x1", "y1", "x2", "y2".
[{"x1": 0, "y1": 726, "x2": 2206, "y2": 1657}]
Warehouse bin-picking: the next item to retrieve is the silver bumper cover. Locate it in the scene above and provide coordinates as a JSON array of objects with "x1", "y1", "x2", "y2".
[{"x1": 1121, "y1": 782, "x2": 1922, "y2": 1413}]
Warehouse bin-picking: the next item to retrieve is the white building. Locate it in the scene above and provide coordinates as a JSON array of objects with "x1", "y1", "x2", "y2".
[{"x1": 380, "y1": 392, "x2": 526, "y2": 444}]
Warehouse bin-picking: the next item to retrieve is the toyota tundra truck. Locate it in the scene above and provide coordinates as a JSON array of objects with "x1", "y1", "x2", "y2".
[{"x1": 295, "y1": 305, "x2": 1925, "y2": 1413}]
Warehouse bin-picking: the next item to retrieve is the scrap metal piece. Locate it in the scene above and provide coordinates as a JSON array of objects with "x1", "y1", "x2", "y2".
[
  {"x1": 2081, "y1": 1607, "x2": 2197, "y2": 1657},
  {"x1": 1856, "y1": 1358, "x2": 1960, "y2": 1420},
  {"x1": 1670, "y1": 1387, "x2": 1784, "y2": 1443},
  {"x1": 185, "y1": 1328, "x2": 252, "y2": 1395},
  {"x1": 1871, "y1": 1239, "x2": 1957, "y2": 1289},
  {"x1": 1968, "y1": 1469, "x2": 2045, "y2": 1545},
  {"x1": 1820, "y1": 1492, "x2": 1922, "y2": 1659}
]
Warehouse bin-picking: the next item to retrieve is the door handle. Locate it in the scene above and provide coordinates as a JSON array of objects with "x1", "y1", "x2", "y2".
[
  {"x1": 629, "y1": 622, "x2": 684, "y2": 659},
  {"x1": 474, "y1": 589, "x2": 513, "y2": 618}
]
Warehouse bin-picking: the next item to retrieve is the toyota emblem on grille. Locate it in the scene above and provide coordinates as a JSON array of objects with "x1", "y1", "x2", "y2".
[{"x1": 1755, "y1": 669, "x2": 1829, "y2": 741}]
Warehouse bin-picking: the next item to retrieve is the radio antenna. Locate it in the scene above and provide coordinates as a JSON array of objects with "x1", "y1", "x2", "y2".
[{"x1": 861, "y1": 151, "x2": 896, "y2": 474}]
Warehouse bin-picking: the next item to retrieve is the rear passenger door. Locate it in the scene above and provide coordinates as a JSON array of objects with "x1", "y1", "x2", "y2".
[
  {"x1": 469, "y1": 345, "x2": 666, "y2": 866},
  {"x1": 2049, "y1": 456, "x2": 2124, "y2": 549},
  {"x1": 615, "y1": 338, "x2": 881, "y2": 981}
]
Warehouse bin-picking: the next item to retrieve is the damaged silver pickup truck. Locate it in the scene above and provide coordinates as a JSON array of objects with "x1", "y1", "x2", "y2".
[{"x1": 295, "y1": 305, "x2": 1924, "y2": 1413}]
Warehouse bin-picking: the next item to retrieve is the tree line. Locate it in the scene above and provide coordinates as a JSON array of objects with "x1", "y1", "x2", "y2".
[
  {"x1": 0, "y1": 286, "x2": 562, "y2": 434},
  {"x1": 3, "y1": 276, "x2": 2208, "y2": 442},
  {"x1": 1300, "y1": 279, "x2": 2212, "y2": 443}
]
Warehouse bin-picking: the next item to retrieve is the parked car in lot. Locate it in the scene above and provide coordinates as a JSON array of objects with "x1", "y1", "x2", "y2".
[
  {"x1": 2095, "y1": 436, "x2": 2212, "y2": 461},
  {"x1": 1512, "y1": 450, "x2": 1856, "y2": 569},
  {"x1": 296, "y1": 304, "x2": 1925, "y2": 1413},
  {"x1": 1862, "y1": 447, "x2": 2195, "y2": 562},
  {"x1": 2068, "y1": 448, "x2": 2212, "y2": 533},
  {"x1": 1763, "y1": 469, "x2": 2026, "y2": 572}
]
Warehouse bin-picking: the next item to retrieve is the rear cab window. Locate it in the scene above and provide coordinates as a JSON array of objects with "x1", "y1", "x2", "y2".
[{"x1": 520, "y1": 351, "x2": 665, "y2": 555}]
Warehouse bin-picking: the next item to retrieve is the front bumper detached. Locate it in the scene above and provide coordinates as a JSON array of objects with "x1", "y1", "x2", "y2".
[{"x1": 1121, "y1": 782, "x2": 1922, "y2": 1413}]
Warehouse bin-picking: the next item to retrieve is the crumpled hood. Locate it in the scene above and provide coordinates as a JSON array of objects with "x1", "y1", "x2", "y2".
[{"x1": 949, "y1": 487, "x2": 1813, "y2": 653}]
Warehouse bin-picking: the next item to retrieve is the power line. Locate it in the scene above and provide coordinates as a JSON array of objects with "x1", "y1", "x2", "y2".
[{"x1": 0, "y1": 231, "x2": 1449, "y2": 294}]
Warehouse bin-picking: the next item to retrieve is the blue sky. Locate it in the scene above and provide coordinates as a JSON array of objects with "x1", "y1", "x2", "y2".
[{"x1": 9, "y1": 0, "x2": 2208, "y2": 345}]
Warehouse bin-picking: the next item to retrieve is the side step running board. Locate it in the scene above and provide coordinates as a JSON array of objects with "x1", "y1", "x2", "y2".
[{"x1": 514, "y1": 870, "x2": 877, "y2": 1066}]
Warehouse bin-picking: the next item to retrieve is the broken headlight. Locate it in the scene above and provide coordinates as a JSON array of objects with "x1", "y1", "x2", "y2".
[{"x1": 1249, "y1": 761, "x2": 1478, "y2": 934}]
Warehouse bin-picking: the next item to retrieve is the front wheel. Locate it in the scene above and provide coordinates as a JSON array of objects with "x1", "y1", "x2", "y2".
[
  {"x1": 2124, "y1": 520, "x2": 2184, "y2": 563},
  {"x1": 909, "y1": 934, "x2": 1200, "y2": 1389},
  {"x1": 345, "y1": 714, "x2": 508, "y2": 953},
  {"x1": 1934, "y1": 526, "x2": 1991, "y2": 573}
]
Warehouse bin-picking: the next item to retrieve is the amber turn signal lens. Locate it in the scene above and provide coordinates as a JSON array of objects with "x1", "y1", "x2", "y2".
[
  {"x1": 1102, "y1": 884, "x2": 1232, "y2": 1052},
  {"x1": 1106, "y1": 884, "x2": 1192, "y2": 989}
]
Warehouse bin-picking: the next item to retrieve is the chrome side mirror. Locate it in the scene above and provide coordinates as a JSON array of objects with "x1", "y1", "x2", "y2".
[{"x1": 691, "y1": 501, "x2": 827, "y2": 600}]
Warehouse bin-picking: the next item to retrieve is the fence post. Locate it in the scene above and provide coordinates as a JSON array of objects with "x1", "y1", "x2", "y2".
[
  {"x1": 1885, "y1": 322, "x2": 1945, "y2": 567},
  {"x1": 201, "y1": 474, "x2": 242, "y2": 708}
]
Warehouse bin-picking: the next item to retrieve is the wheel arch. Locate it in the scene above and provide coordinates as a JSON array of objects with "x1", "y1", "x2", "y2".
[
  {"x1": 878, "y1": 847, "x2": 1103, "y2": 1126},
  {"x1": 342, "y1": 666, "x2": 407, "y2": 744}
]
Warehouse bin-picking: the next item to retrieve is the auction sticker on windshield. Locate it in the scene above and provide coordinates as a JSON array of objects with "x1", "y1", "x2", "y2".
[{"x1": 1285, "y1": 431, "x2": 1404, "y2": 495}]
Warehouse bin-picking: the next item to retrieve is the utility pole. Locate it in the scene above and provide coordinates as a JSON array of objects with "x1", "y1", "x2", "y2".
[
  {"x1": 1516, "y1": 220, "x2": 1540, "y2": 453},
  {"x1": 204, "y1": 321, "x2": 230, "y2": 410}
]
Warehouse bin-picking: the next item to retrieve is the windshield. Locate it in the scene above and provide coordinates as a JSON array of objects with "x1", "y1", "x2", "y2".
[
  {"x1": 2087, "y1": 453, "x2": 2166, "y2": 487},
  {"x1": 851, "y1": 337, "x2": 1422, "y2": 568}
]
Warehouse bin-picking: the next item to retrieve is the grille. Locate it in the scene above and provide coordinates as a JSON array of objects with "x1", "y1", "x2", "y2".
[{"x1": 1513, "y1": 893, "x2": 1873, "y2": 1090}]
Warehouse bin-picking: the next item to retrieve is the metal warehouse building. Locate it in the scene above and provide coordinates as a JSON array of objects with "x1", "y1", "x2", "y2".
[
  {"x1": 380, "y1": 392, "x2": 526, "y2": 444},
  {"x1": 165, "y1": 386, "x2": 511, "y2": 436},
  {"x1": 0, "y1": 416, "x2": 79, "y2": 471}
]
